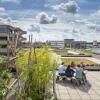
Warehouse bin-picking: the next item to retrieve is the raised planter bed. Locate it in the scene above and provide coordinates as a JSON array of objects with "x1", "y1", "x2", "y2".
[
  {"x1": 85, "y1": 66, "x2": 100, "y2": 71},
  {"x1": 62, "y1": 55, "x2": 92, "y2": 57}
]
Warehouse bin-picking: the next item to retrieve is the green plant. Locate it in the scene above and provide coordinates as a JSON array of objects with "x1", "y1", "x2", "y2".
[
  {"x1": 16, "y1": 47, "x2": 59, "y2": 100},
  {"x1": 61, "y1": 58, "x2": 97, "y2": 65},
  {"x1": 81, "y1": 49, "x2": 96, "y2": 54},
  {"x1": 0, "y1": 67, "x2": 12, "y2": 100}
]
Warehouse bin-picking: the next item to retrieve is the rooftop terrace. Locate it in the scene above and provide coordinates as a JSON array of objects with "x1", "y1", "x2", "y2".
[{"x1": 55, "y1": 71, "x2": 100, "y2": 100}]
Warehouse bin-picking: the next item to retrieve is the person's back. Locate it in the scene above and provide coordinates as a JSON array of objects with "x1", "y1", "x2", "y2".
[
  {"x1": 76, "y1": 65, "x2": 83, "y2": 79},
  {"x1": 58, "y1": 62, "x2": 65, "y2": 75},
  {"x1": 58, "y1": 65, "x2": 65, "y2": 74},
  {"x1": 66, "y1": 65, "x2": 74, "y2": 77},
  {"x1": 56, "y1": 62, "x2": 65, "y2": 82}
]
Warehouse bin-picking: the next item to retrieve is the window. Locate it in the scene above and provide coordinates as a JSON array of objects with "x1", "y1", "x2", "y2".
[
  {"x1": 0, "y1": 37, "x2": 7, "y2": 40},
  {"x1": 0, "y1": 28, "x2": 7, "y2": 33},
  {"x1": 0, "y1": 45, "x2": 7, "y2": 48}
]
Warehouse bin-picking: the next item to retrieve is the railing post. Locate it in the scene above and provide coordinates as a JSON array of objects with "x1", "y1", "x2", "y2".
[{"x1": 53, "y1": 70, "x2": 57, "y2": 100}]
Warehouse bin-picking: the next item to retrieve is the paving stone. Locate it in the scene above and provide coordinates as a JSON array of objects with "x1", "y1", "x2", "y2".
[
  {"x1": 70, "y1": 94, "x2": 81, "y2": 100},
  {"x1": 94, "y1": 90, "x2": 100, "y2": 95},
  {"x1": 60, "y1": 94, "x2": 71, "y2": 99},
  {"x1": 67, "y1": 90, "x2": 78, "y2": 94},
  {"x1": 90, "y1": 94, "x2": 100, "y2": 100},
  {"x1": 55, "y1": 72, "x2": 100, "y2": 100},
  {"x1": 80, "y1": 94, "x2": 92, "y2": 100},
  {"x1": 88, "y1": 90, "x2": 97, "y2": 95}
]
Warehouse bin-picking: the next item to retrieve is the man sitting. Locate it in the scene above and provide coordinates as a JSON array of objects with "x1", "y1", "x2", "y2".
[{"x1": 56, "y1": 62, "x2": 66, "y2": 81}]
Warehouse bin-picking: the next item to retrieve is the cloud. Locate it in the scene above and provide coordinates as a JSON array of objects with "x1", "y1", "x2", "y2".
[
  {"x1": 0, "y1": 7, "x2": 7, "y2": 15},
  {"x1": 53, "y1": 0, "x2": 79, "y2": 14},
  {"x1": 87, "y1": 24, "x2": 100, "y2": 32},
  {"x1": 0, "y1": 17, "x2": 14, "y2": 25},
  {"x1": 91, "y1": 10, "x2": 100, "y2": 18},
  {"x1": 28, "y1": 24, "x2": 40, "y2": 33},
  {"x1": 37, "y1": 12, "x2": 57, "y2": 24},
  {"x1": 0, "y1": 7, "x2": 6, "y2": 12},
  {"x1": 1, "y1": 0, "x2": 21, "y2": 4}
]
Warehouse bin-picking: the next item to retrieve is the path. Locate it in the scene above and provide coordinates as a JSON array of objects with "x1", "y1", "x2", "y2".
[{"x1": 55, "y1": 72, "x2": 100, "y2": 100}]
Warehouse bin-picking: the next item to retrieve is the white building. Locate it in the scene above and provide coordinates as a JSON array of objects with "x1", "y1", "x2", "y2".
[{"x1": 47, "y1": 41, "x2": 64, "y2": 49}]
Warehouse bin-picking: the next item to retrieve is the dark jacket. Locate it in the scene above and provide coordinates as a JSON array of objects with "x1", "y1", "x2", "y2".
[{"x1": 65, "y1": 65, "x2": 75, "y2": 77}]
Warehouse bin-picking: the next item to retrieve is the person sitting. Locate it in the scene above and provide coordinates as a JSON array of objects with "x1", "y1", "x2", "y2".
[
  {"x1": 80, "y1": 62, "x2": 85, "y2": 70},
  {"x1": 80, "y1": 62, "x2": 87, "y2": 82},
  {"x1": 70, "y1": 62, "x2": 76, "y2": 71},
  {"x1": 65, "y1": 65, "x2": 75, "y2": 78},
  {"x1": 75, "y1": 64, "x2": 85, "y2": 85},
  {"x1": 56, "y1": 62, "x2": 66, "y2": 81},
  {"x1": 58, "y1": 62, "x2": 65, "y2": 76}
]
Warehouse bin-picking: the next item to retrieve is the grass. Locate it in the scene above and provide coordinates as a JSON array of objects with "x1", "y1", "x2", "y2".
[
  {"x1": 61, "y1": 58, "x2": 97, "y2": 65},
  {"x1": 81, "y1": 49, "x2": 96, "y2": 54},
  {"x1": 0, "y1": 56, "x2": 8, "y2": 63}
]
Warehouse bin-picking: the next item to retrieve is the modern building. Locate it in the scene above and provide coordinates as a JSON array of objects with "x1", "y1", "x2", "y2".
[
  {"x1": 64, "y1": 39, "x2": 74, "y2": 48},
  {"x1": 0, "y1": 23, "x2": 26, "y2": 56},
  {"x1": 64, "y1": 39, "x2": 86, "y2": 49},
  {"x1": 86, "y1": 41, "x2": 100, "y2": 48},
  {"x1": 47, "y1": 41, "x2": 64, "y2": 49},
  {"x1": 33, "y1": 42, "x2": 46, "y2": 48},
  {"x1": 86, "y1": 42, "x2": 93, "y2": 48},
  {"x1": 14, "y1": 28, "x2": 27, "y2": 48}
]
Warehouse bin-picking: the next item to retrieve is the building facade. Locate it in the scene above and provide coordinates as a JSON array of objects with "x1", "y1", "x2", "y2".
[
  {"x1": 64, "y1": 39, "x2": 86, "y2": 49},
  {"x1": 47, "y1": 41, "x2": 64, "y2": 49},
  {"x1": 0, "y1": 23, "x2": 26, "y2": 56}
]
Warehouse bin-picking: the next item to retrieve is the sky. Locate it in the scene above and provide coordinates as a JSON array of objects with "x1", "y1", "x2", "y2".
[{"x1": 0, "y1": 0, "x2": 100, "y2": 42}]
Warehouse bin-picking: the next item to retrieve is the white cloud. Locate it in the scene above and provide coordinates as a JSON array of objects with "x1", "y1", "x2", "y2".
[
  {"x1": 0, "y1": 7, "x2": 6, "y2": 12},
  {"x1": 87, "y1": 23, "x2": 100, "y2": 32},
  {"x1": 0, "y1": 15, "x2": 100, "y2": 42},
  {"x1": 28, "y1": 24, "x2": 40, "y2": 33},
  {"x1": 0, "y1": 17, "x2": 15, "y2": 26},
  {"x1": 53, "y1": 1, "x2": 79, "y2": 14},
  {"x1": 91, "y1": 10, "x2": 100, "y2": 18},
  {"x1": 1, "y1": 0, "x2": 21, "y2": 4},
  {"x1": 37, "y1": 12, "x2": 57, "y2": 24},
  {"x1": 0, "y1": 7, "x2": 7, "y2": 15}
]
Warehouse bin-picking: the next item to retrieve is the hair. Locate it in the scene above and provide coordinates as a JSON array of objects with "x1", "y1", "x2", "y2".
[
  {"x1": 61, "y1": 62, "x2": 64, "y2": 65},
  {"x1": 77, "y1": 64, "x2": 81, "y2": 68},
  {"x1": 70, "y1": 62, "x2": 76, "y2": 68},
  {"x1": 67, "y1": 65, "x2": 70, "y2": 69}
]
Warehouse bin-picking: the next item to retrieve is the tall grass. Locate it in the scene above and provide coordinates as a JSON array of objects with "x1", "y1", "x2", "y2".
[{"x1": 16, "y1": 47, "x2": 59, "y2": 100}]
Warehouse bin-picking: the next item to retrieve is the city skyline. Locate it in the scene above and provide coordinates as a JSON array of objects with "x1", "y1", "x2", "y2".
[{"x1": 0, "y1": 0, "x2": 100, "y2": 42}]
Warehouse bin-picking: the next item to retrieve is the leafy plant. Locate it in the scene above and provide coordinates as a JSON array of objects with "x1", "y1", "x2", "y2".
[
  {"x1": 16, "y1": 47, "x2": 59, "y2": 100},
  {"x1": 0, "y1": 67, "x2": 12, "y2": 100}
]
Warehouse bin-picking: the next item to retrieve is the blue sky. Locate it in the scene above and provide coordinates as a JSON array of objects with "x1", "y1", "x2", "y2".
[{"x1": 0, "y1": 0, "x2": 100, "y2": 42}]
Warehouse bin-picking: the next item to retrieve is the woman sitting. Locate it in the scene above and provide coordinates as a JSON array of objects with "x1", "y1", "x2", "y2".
[
  {"x1": 70, "y1": 62, "x2": 76, "y2": 72},
  {"x1": 65, "y1": 65, "x2": 75, "y2": 78}
]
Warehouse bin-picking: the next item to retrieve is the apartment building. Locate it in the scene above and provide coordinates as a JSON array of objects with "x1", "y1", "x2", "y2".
[{"x1": 0, "y1": 23, "x2": 26, "y2": 56}]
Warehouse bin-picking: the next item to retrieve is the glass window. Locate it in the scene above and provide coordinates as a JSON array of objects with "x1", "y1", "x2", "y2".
[
  {"x1": 0, "y1": 37, "x2": 7, "y2": 40},
  {"x1": 0, "y1": 28, "x2": 7, "y2": 33}
]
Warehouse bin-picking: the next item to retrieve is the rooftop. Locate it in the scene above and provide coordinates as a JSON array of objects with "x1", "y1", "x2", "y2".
[{"x1": 55, "y1": 71, "x2": 100, "y2": 100}]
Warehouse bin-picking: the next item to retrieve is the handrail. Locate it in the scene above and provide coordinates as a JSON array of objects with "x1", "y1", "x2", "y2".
[{"x1": 3, "y1": 73, "x2": 23, "y2": 97}]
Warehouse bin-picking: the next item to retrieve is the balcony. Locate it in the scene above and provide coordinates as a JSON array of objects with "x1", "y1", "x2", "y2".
[
  {"x1": 0, "y1": 48, "x2": 7, "y2": 53},
  {"x1": 0, "y1": 33, "x2": 8, "y2": 37},
  {"x1": 0, "y1": 40, "x2": 7, "y2": 45}
]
